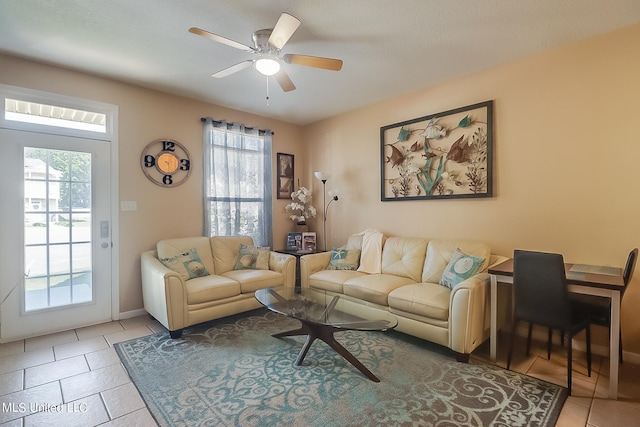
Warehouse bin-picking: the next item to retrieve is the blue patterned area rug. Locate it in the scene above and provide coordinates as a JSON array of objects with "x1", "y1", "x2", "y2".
[{"x1": 115, "y1": 309, "x2": 567, "y2": 426}]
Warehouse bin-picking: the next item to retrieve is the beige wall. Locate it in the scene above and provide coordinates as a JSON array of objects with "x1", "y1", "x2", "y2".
[
  {"x1": 2, "y1": 22, "x2": 639, "y2": 354},
  {"x1": 0, "y1": 54, "x2": 304, "y2": 313},
  {"x1": 304, "y1": 23, "x2": 640, "y2": 354}
]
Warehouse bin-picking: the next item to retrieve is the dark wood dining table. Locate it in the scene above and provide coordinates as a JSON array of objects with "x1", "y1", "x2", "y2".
[{"x1": 488, "y1": 258, "x2": 625, "y2": 399}]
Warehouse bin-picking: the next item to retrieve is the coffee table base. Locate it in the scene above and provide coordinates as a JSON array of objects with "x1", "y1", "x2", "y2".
[{"x1": 273, "y1": 319, "x2": 380, "y2": 382}]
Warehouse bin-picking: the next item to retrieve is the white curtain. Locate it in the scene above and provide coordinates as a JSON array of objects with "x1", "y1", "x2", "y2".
[{"x1": 203, "y1": 118, "x2": 273, "y2": 247}]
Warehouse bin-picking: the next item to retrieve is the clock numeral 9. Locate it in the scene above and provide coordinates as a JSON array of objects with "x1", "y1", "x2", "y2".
[
  {"x1": 180, "y1": 159, "x2": 190, "y2": 171},
  {"x1": 163, "y1": 175, "x2": 173, "y2": 185},
  {"x1": 162, "y1": 140, "x2": 176, "y2": 152},
  {"x1": 144, "y1": 155, "x2": 156, "y2": 167}
]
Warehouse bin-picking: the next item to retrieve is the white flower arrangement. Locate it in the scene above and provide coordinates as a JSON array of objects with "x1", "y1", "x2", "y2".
[{"x1": 285, "y1": 186, "x2": 317, "y2": 225}]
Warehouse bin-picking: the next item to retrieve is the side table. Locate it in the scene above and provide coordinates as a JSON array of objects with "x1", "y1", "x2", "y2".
[{"x1": 274, "y1": 249, "x2": 324, "y2": 289}]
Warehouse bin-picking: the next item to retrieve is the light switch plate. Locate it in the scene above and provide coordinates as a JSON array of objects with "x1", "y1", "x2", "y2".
[{"x1": 120, "y1": 201, "x2": 137, "y2": 211}]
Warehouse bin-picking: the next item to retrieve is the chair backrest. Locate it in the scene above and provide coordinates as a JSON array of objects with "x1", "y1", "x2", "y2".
[
  {"x1": 623, "y1": 248, "x2": 638, "y2": 289},
  {"x1": 513, "y1": 250, "x2": 572, "y2": 329}
]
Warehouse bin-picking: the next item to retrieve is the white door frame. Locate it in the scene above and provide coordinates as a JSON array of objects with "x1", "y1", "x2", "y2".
[{"x1": 0, "y1": 84, "x2": 119, "y2": 340}]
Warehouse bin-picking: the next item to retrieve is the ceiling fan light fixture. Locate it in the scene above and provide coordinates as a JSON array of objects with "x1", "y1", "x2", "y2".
[{"x1": 254, "y1": 57, "x2": 280, "y2": 76}]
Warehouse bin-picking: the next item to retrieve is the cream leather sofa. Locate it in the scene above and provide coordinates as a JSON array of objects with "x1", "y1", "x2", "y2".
[
  {"x1": 300, "y1": 234, "x2": 506, "y2": 361},
  {"x1": 141, "y1": 235, "x2": 295, "y2": 338}
]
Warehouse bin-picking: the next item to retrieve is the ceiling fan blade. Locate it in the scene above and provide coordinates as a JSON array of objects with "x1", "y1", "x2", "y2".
[
  {"x1": 283, "y1": 54, "x2": 343, "y2": 71},
  {"x1": 274, "y1": 70, "x2": 296, "y2": 92},
  {"x1": 268, "y1": 13, "x2": 301, "y2": 50},
  {"x1": 189, "y1": 27, "x2": 255, "y2": 52},
  {"x1": 212, "y1": 60, "x2": 253, "y2": 78}
]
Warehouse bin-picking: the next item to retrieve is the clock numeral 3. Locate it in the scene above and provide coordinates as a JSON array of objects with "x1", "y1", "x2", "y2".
[
  {"x1": 162, "y1": 140, "x2": 176, "y2": 152},
  {"x1": 163, "y1": 175, "x2": 173, "y2": 185},
  {"x1": 180, "y1": 159, "x2": 191, "y2": 171},
  {"x1": 144, "y1": 155, "x2": 156, "y2": 167}
]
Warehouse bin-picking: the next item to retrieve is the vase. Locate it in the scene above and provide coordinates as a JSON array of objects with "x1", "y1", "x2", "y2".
[{"x1": 294, "y1": 224, "x2": 310, "y2": 232}]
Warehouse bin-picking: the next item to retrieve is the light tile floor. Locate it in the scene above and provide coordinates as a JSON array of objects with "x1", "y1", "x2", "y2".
[
  {"x1": 1, "y1": 318, "x2": 639, "y2": 426},
  {"x1": 472, "y1": 331, "x2": 640, "y2": 426}
]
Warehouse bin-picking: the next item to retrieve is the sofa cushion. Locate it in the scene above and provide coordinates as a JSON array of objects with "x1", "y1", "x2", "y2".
[
  {"x1": 328, "y1": 248, "x2": 361, "y2": 270},
  {"x1": 309, "y1": 270, "x2": 367, "y2": 293},
  {"x1": 234, "y1": 244, "x2": 270, "y2": 270},
  {"x1": 160, "y1": 248, "x2": 211, "y2": 281},
  {"x1": 157, "y1": 237, "x2": 216, "y2": 277},
  {"x1": 344, "y1": 234, "x2": 364, "y2": 250},
  {"x1": 343, "y1": 274, "x2": 416, "y2": 306},
  {"x1": 439, "y1": 248, "x2": 486, "y2": 289},
  {"x1": 422, "y1": 239, "x2": 491, "y2": 283},
  {"x1": 223, "y1": 269, "x2": 283, "y2": 293},
  {"x1": 185, "y1": 275, "x2": 240, "y2": 305},
  {"x1": 380, "y1": 237, "x2": 429, "y2": 282},
  {"x1": 210, "y1": 236, "x2": 255, "y2": 274},
  {"x1": 388, "y1": 282, "x2": 450, "y2": 321}
]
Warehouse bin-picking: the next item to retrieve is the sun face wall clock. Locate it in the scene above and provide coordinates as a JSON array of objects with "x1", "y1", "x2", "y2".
[{"x1": 141, "y1": 139, "x2": 192, "y2": 187}]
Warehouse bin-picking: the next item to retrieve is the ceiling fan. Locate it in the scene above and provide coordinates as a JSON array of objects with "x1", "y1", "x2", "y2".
[{"x1": 189, "y1": 12, "x2": 343, "y2": 92}]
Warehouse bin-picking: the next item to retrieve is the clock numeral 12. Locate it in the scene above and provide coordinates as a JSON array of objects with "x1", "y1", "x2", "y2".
[{"x1": 163, "y1": 140, "x2": 176, "y2": 152}]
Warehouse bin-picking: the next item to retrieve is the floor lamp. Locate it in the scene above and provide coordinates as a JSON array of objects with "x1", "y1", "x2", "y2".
[{"x1": 314, "y1": 172, "x2": 339, "y2": 251}]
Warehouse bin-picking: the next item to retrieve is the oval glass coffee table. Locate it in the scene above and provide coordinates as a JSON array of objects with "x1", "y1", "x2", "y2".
[{"x1": 255, "y1": 287, "x2": 397, "y2": 382}]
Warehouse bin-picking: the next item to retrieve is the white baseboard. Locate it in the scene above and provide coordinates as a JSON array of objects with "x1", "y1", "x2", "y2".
[
  {"x1": 118, "y1": 308, "x2": 148, "y2": 320},
  {"x1": 514, "y1": 324, "x2": 640, "y2": 364}
]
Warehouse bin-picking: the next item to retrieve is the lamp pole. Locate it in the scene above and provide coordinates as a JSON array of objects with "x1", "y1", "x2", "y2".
[
  {"x1": 320, "y1": 178, "x2": 327, "y2": 251},
  {"x1": 314, "y1": 172, "x2": 339, "y2": 251}
]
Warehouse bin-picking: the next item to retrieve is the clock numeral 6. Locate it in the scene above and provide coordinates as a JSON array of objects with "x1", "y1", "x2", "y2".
[
  {"x1": 162, "y1": 175, "x2": 173, "y2": 185},
  {"x1": 180, "y1": 159, "x2": 191, "y2": 171},
  {"x1": 162, "y1": 140, "x2": 176, "y2": 152},
  {"x1": 144, "y1": 155, "x2": 156, "y2": 167}
]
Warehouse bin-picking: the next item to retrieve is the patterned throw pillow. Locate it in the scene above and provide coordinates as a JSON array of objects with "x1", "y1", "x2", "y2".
[
  {"x1": 160, "y1": 248, "x2": 211, "y2": 281},
  {"x1": 327, "y1": 248, "x2": 361, "y2": 271},
  {"x1": 439, "y1": 248, "x2": 485, "y2": 289},
  {"x1": 234, "y1": 245, "x2": 270, "y2": 270}
]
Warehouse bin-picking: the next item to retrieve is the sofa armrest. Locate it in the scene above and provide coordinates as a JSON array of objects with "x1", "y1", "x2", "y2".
[
  {"x1": 448, "y1": 272, "x2": 490, "y2": 354},
  {"x1": 141, "y1": 250, "x2": 188, "y2": 332},
  {"x1": 300, "y1": 252, "x2": 332, "y2": 288},
  {"x1": 269, "y1": 252, "x2": 296, "y2": 288}
]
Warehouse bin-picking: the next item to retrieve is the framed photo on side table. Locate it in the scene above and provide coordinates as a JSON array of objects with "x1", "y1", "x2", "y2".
[{"x1": 277, "y1": 152, "x2": 294, "y2": 199}]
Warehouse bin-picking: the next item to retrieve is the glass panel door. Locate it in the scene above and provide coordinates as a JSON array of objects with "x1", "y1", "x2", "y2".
[
  {"x1": 0, "y1": 128, "x2": 112, "y2": 342},
  {"x1": 24, "y1": 148, "x2": 93, "y2": 311}
]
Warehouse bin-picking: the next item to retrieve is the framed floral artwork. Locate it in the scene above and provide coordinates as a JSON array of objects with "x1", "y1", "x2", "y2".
[
  {"x1": 277, "y1": 152, "x2": 294, "y2": 199},
  {"x1": 380, "y1": 100, "x2": 493, "y2": 201}
]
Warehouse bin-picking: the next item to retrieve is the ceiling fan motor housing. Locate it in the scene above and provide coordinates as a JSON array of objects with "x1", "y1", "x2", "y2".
[{"x1": 252, "y1": 29, "x2": 278, "y2": 54}]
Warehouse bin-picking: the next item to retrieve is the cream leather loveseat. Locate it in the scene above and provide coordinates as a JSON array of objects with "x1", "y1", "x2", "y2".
[
  {"x1": 300, "y1": 233, "x2": 505, "y2": 361},
  {"x1": 141, "y1": 235, "x2": 295, "y2": 338}
]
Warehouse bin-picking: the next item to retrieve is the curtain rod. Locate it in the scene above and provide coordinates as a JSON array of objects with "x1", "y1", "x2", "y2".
[{"x1": 200, "y1": 117, "x2": 274, "y2": 135}]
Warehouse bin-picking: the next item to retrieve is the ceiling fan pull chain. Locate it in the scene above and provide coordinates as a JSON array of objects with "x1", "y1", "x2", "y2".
[{"x1": 266, "y1": 76, "x2": 270, "y2": 107}]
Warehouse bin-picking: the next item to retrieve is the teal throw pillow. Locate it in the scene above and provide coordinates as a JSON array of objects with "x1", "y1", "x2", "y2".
[
  {"x1": 327, "y1": 248, "x2": 361, "y2": 271},
  {"x1": 161, "y1": 248, "x2": 211, "y2": 280},
  {"x1": 234, "y1": 244, "x2": 270, "y2": 270},
  {"x1": 439, "y1": 248, "x2": 485, "y2": 289}
]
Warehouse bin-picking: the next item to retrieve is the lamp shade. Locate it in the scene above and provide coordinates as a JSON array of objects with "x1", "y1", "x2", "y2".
[{"x1": 314, "y1": 171, "x2": 331, "y2": 181}]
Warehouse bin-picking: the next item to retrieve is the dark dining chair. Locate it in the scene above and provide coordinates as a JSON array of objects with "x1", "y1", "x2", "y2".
[
  {"x1": 571, "y1": 248, "x2": 637, "y2": 363},
  {"x1": 507, "y1": 250, "x2": 591, "y2": 394}
]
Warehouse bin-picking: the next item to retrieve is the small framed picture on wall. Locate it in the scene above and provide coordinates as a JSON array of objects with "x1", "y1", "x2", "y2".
[{"x1": 277, "y1": 152, "x2": 294, "y2": 199}]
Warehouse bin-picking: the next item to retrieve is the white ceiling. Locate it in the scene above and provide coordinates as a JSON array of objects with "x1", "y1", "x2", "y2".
[{"x1": 1, "y1": 0, "x2": 640, "y2": 126}]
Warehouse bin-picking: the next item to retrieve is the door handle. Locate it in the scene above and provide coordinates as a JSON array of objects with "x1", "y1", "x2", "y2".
[{"x1": 100, "y1": 220, "x2": 109, "y2": 238}]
